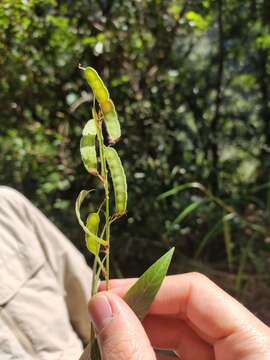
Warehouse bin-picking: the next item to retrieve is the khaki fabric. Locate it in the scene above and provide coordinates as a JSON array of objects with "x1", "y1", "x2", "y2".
[{"x1": 0, "y1": 186, "x2": 92, "y2": 360}]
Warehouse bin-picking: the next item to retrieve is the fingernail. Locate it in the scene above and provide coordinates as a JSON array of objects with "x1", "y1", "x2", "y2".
[{"x1": 89, "y1": 295, "x2": 113, "y2": 333}]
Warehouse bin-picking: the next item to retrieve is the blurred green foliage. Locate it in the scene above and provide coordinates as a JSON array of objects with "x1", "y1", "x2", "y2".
[{"x1": 1, "y1": 0, "x2": 270, "y2": 298}]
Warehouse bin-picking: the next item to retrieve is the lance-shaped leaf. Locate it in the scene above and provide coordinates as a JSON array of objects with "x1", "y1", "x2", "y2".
[
  {"x1": 79, "y1": 248, "x2": 174, "y2": 360},
  {"x1": 124, "y1": 247, "x2": 175, "y2": 321},
  {"x1": 80, "y1": 119, "x2": 98, "y2": 175},
  {"x1": 102, "y1": 99, "x2": 121, "y2": 144},
  {"x1": 104, "y1": 146, "x2": 127, "y2": 215},
  {"x1": 75, "y1": 190, "x2": 107, "y2": 255}
]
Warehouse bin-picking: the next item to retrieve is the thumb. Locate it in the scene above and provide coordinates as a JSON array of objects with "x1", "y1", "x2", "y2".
[{"x1": 88, "y1": 292, "x2": 156, "y2": 360}]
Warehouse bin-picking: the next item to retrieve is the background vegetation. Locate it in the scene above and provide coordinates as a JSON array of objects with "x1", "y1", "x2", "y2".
[{"x1": 1, "y1": 0, "x2": 270, "y2": 322}]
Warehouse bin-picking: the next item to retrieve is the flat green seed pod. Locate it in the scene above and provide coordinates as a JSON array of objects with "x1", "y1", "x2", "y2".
[
  {"x1": 82, "y1": 118, "x2": 97, "y2": 136},
  {"x1": 104, "y1": 146, "x2": 127, "y2": 215},
  {"x1": 101, "y1": 99, "x2": 121, "y2": 143},
  {"x1": 104, "y1": 111, "x2": 121, "y2": 144},
  {"x1": 86, "y1": 212, "x2": 100, "y2": 255},
  {"x1": 84, "y1": 67, "x2": 109, "y2": 104},
  {"x1": 80, "y1": 119, "x2": 98, "y2": 175}
]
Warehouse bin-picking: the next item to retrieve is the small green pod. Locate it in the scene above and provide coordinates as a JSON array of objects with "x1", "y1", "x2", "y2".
[
  {"x1": 86, "y1": 212, "x2": 100, "y2": 255},
  {"x1": 84, "y1": 67, "x2": 109, "y2": 104},
  {"x1": 75, "y1": 190, "x2": 107, "y2": 252},
  {"x1": 102, "y1": 99, "x2": 121, "y2": 144},
  {"x1": 80, "y1": 119, "x2": 98, "y2": 175},
  {"x1": 104, "y1": 146, "x2": 127, "y2": 215}
]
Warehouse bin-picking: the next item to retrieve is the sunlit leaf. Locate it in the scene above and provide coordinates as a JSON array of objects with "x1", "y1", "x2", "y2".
[
  {"x1": 158, "y1": 182, "x2": 204, "y2": 200},
  {"x1": 78, "y1": 248, "x2": 175, "y2": 360},
  {"x1": 186, "y1": 11, "x2": 208, "y2": 30},
  {"x1": 124, "y1": 248, "x2": 175, "y2": 321}
]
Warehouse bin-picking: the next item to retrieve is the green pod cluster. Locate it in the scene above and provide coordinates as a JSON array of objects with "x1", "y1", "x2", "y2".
[
  {"x1": 86, "y1": 212, "x2": 100, "y2": 255},
  {"x1": 104, "y1": 146, "x2": 127, "y2": 215},
  {"x1": 80, "y1": 119, "x2": 98, "y2": 175},
  {"x1": 84, "y1": 67, "x2": 121, "y2": 144}
]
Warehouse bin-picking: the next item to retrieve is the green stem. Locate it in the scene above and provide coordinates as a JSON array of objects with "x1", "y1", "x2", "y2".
[
  {"x1": 90, "y1": 256, "x2": 97, "y2": 350},
  {"x1": 94, "y1": 109, "x2": 110, "y2": 291},
  {"x1": 91, "y1": 258, "x2": 98, "y2": 296},
  {"x1": 105, "y1": 219, "x2": 110, "y2": 290},
  {"x1": 89, "y1": 109, "x2": 111, "y2": 356}
]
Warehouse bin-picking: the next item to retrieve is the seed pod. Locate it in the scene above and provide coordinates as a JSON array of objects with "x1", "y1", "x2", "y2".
[
  {"x1": 83, "y1": 67, "x2": 121, "y2": 144},
  {"x1": 102, "y1": 99, "x2": 121, "y2": 144},
  {"x1": 84, "y1": 67, "x2": 109, "y2": 104},
  {"x1": 75, "y1": 190, "x2": 107, "y2": 254},
  {"x1": 86, "y1": 212, "x2": 100, "y2": 255},
  {"x1": 80, "y1": 119, "x2": 98, "y2": 175},
  {"x1": 104, "y1": 146, "x2": 127, "y2": 215}
]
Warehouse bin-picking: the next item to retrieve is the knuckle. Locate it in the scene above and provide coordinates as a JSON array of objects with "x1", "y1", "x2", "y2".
[{"x1": 189, "y1": 271, "x2": 209, "y2": 283}]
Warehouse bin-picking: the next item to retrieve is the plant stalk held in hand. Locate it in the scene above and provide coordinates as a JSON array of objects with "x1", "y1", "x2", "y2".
[{"x1": 76, "y1": 66, "x2": 174, "y2": 360}]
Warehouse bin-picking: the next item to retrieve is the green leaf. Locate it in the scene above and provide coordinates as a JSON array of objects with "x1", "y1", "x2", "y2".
[
  {"x1": 75, "y1": 190, "x2": 92, "y2": 228},
  {"x1": 158, "y1": 182, "x2": 204, "y2": 200},
  {"x1": 124, "y1": 247, "x2": 175, "y2": 321},
  {"x1": 171, "y1": 200, "x2": 206, "y2": 228},
  {"x1": 185, "y1": 11, "x2": 208, "y2": 30},
  {"x1": 195, "y1": 213, "x2": 235, "y2": 258},
  {"x1": 223, "y1": 214, "x2": 233, "y2": 271},
  {"x1": 79, "y1": 248, "x2": 174, "y2": 360}
]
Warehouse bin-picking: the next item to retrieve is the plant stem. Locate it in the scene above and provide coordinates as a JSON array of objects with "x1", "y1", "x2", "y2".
[
  {"x1": 88, "y1": 109, "x2": 111, "y2": 356},
  {"x1": 91, "y1": 258, "x2": 98, "y2": 296},
  {"x1": 105, "y1": 220, "x2": 110, "y2": 290},
  {"x1": 94, "y1": 109, "x2": 110, "y2": 291}
]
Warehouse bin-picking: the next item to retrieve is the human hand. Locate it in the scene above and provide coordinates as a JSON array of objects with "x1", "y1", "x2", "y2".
[{"x1": 89, "y1": 273, "x2": 270, "y2": 360}]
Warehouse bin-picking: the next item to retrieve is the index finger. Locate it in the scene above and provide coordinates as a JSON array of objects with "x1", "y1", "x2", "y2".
[{"x1": 99, "y1": 273, "x2": 268, "y2": 342}]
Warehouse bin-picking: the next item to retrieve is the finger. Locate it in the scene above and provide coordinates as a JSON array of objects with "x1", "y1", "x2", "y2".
[
  {"x1": 103, "y1": 278, "x2": 213, "y2": 344},
  {"x1": 156, "y1": 350, "x2": 178, "y2": 359},
  {"x1": 89, "y1": 292, "x2": 156, "y2": 360},
  {"x1": 155, "y1": 349, "x2": 178, "y2": 359},
  {"x1": 99, "y1": 278, "x2": 135, "y2": 291},
  {"x1": 103, "y1": 273, "x2": 269, "y2": 342},
  {"x1": 144, "y1": 315, "x2": 214, "y2": 360}
]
